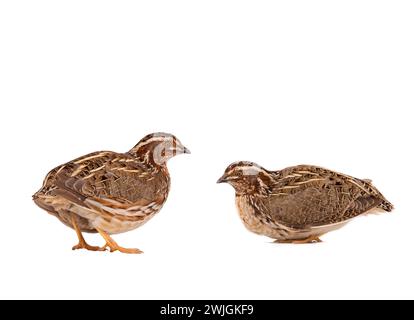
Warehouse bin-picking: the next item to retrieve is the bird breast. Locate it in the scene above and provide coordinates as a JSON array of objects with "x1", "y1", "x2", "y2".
[{"x1": 236, "y1": 195, "x2": 290, "y2": 239}]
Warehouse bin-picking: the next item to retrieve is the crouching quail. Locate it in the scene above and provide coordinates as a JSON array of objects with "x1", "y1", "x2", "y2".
[
  {"x1": 218, "y1": 162, "x2": 393, "y2": 243},
  {"x1": 33, "y1": 133, "x2": 190, "y2": 254}
]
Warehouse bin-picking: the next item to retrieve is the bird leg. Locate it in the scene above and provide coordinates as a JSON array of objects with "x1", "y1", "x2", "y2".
[
  {"x1": 96, "y1": 228, "x2": 143, "y2": 254},
  {"x1": 71, "y1": 216, "x2": 105, "y2": 251},
  {"x1": 292, "y1": 236, "x2": 322, "y2": 244},
  {"x1": 275, "y1": 236, "x2": 322, "y2": 244}
]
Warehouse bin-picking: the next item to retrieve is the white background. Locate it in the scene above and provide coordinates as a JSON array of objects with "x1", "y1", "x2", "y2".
[{"x1": 0, "y1": 1, "x2": 413, "y2": 300}]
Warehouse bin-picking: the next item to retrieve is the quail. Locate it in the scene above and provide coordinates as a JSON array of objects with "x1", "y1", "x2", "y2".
[
  {"x1": 33, "y1": 132, "x2": 190, "y2": 254},
  {"x1": 217, "y1": 162, "x2": 393, "y2": 243}
]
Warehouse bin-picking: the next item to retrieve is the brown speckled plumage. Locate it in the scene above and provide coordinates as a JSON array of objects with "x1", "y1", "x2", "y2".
[
  {"x1": 33, "y1": 133, "x2": 190, "y2": 253},
  {"x1": 218, "y1": 162, "x2": 393, "y2": 243}
]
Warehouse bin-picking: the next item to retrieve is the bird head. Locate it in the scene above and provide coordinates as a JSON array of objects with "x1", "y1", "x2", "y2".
[
  {"x1": 217, "y1": 161, "x2": 274, "y2": 195},
  {"x1": 129, "y1": 132, "x2": 190, "y2": 165}
]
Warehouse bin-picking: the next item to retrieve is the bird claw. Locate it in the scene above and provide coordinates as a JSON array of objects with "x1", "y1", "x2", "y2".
[
  {"x1": 72, "y1": 241, "x2": 106, "y2": 252},
  {"x1": 275, "y1": 237, "x2": 322, "y2": 244},
  {"x1": 101, "y1": 242, "x2": 143, "y2": 254}
]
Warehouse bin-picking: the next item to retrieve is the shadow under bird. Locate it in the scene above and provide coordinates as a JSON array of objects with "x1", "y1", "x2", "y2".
[
  {"x1": 218, "y1": 162, "x2": 393, "y2": 243},
  {"x1": 33, "y1": 133, "x2": 190, "y2": 254}
]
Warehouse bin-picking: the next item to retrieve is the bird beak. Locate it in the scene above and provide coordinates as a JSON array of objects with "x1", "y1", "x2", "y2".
[
  {"x1": 217, "y1": 175, "x2": 227, "y2": 184},
  {"x1": 183, "y1": 146, "x2": 191, "y2": 154}
]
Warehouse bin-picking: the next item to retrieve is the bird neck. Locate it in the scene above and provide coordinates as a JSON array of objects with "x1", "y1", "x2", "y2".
[
  {"x1": 129, "y1": 149, "x2": 167, "y2": 172},
  {"x1": 235, "y1": 184, "x2": 270, "y2": 197}
]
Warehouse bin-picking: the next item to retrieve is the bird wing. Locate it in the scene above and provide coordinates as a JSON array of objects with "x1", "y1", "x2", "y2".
[
  {"x1": 46, "y1": 151, "x2": 164, "y2": 211},
  {"x1": 264, "y1": 165, "x2": 385, "y2": 229}
]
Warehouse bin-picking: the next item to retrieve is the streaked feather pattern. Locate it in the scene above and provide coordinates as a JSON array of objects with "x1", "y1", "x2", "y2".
[
  {"x1": 33, "y1": 133, "x2": 189, "y2": 244},
  {"x1": 219, "y1": 162, "x2": 393, "y2": 242}
]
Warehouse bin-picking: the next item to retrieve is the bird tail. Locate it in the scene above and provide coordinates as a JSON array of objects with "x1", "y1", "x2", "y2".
[
  {"x1": 378, "y1": 200, "x2": 394, "y2": 212},
  {"x1": 360, "y1": 179, "x2": 394, "y2": 213}
]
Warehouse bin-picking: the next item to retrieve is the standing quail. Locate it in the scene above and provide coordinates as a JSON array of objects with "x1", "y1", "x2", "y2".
[
  {"x1": 33, "y1": 132, "x2": 190, "y2": 254},
  {"x1": 217, "y1": 162, "x2": 393, "y2": 243}
]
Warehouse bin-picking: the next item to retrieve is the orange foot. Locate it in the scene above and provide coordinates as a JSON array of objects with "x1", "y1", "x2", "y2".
[
  {"x1": 72, "y1": 241, "x2": 106, "y2": 252},
  {"x1": 97, "y1": 228, "x2": 143, "y2": 254},
  {"x1": 71, "y1": 216, "x2": 106, "y2": 252},
  {"x1": 275, "y1": 236, "x2": 322, "y2": 244}
]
